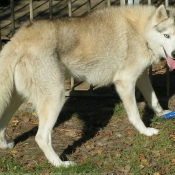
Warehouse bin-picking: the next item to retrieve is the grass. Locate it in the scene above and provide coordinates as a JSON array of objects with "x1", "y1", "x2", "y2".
[
  {"x1": 35, "y1": 161, "x2": 98, "y2": 174},
  {"x1": 0, "y1": 155, "x2": 28, "y2": 174},
  {"x1": 111, "y1": 127, "x2": 175, "y2": 174},
  {"x1": 0, "y1": 156, "x2": 103, "y2": 174},
  {"x1": 112, "y1": 103, "x2": 175, "y2": 174},
  {"x1": 2, "y1": 101, "x2": 175, "y2": 174},
  {"x1": 113, "y1": 102, "x2": 126, "y2": 116}
]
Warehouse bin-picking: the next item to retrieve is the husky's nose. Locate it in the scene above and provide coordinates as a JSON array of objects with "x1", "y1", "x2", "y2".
[{"x1": 171, "y1": 51, "x2": 175, "y2": 59}]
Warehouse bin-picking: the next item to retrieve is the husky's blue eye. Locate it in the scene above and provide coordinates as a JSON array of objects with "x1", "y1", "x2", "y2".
[{"x1": 164, "y1": 34, "x2": 170, "y2": 38}]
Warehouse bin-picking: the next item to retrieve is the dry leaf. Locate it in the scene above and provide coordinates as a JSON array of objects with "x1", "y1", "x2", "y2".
[
  {"x1": 90, "y1": 144, "x2": 95, "y2": 149},
  {"x1": 14, "y1": 125, "x2": 20, "y2": 130},
  {"x1": 31, "y1": 112, "x2": 37, "y2": 117},
  {"x1": 11, "y1": 119, "x2": 19, "y2": 125},
  {"x1": 139, "y1": 154, "x2": 146, "y2": 160},
  {"x1": 91, "y1": 151, "x2": 98, "y2": 157},
  {"x1": 85, "y1": 144, "x2": 91, "y2": 149},
  {"x1": 81, "y1": 155, "x2": 88, "y2": 162},
  {"x1": 107, "y1": 131, "x2": 113, "y2": 136},
  {"x1": 104, "y1": 162, "x2": 110, "y2": 172},
  {"x1": 125, "y1": 129, "x2": 134, "y2": 135},
  {"x1": 124, "y1": 165, "x2": 131, "y2": 173},
  {"x1": 139, "y1": 164, "x2": 144, "y2": 169},
  {"x1": 170, "y1": 134, "x2": 175, "y2": 140},
  {"x1": 153, "y1": 173, "x2": 160, "y2": 175},
  {"x1": 142, "y1": 159, "x2": 148, "y2": 163},
  {"x1": 139, "y1": 153, "x2": 149, "y2": 166},
  {"x1": 11, "y1": 150, "x2": 18, "y2": 154},
  {"x1": 66, "y1": 130, "x2": 77, "y2": 137},
  {"x1": 32, "y1": 120, "x2": 39, "y2": 125},
  {"x1": 23, "y1": 117, "x2": 29, "y2": 123},
  {"x1": 116, "y1": 153, "x2": 121, "y2": 158},
  {"x1": 97, "y1": 149, "x2": 102, "y2": 155},
  {"x1": 154, "y1": 152, "x2": 161, "y2": 158}
]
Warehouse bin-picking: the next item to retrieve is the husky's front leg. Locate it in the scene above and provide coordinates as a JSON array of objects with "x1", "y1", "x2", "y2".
[
  {"x1": 136, "y1": 70, "x2": 170, "y2": 116},
  {"x1": 115, "y1": 79, "x2": 159, "y2": 136}
]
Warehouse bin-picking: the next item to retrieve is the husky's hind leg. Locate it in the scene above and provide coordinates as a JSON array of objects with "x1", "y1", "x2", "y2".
[
  {"x1": 115, "y1": 78, "x2": 159, "y2": 136},
  {"x1": 15, "y1": 53, "x2": 75, "y2": 167},
  {"x1": 136, "y1": 70, "x2": 170, "y2": 116},
  {"x1": 35, "y1": 88, "x2": 74, "y2": 167},
  {"x1": 0, "y1": 91, "x2": 23, "y2": 149}
]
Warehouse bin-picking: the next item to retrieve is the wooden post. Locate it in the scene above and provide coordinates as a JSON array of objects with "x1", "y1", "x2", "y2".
[
  {"x1": 49, "y1": 0, "x2": 53, "y2": 19},
  {"x1": 30, "y1": 0, "x2": 34, "y2": 20},
  {"x1": 10, "y1": 0, "x2": 15, "y2": 36}
]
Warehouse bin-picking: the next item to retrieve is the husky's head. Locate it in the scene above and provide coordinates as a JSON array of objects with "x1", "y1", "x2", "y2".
[{"x1": 148, "y1": 5, "x2": 175, "y2": 69}]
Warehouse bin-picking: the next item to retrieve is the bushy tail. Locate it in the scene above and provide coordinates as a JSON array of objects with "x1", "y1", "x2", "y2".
[{"x1": 0, "y1": 41, "x2": 22, "y2": 116}]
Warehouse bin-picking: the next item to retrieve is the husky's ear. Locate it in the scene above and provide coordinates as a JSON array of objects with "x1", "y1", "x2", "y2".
[{"x1": 152, "y1": 5, "x2": 168, "y2": 26}]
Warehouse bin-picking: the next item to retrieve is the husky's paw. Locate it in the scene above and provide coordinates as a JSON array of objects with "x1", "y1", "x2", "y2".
[
  {"x1": 0, "y1": 140, "x2": 14, "y2": 149},
  {"x1": 156, "y1": 110, "x2": 171, "y2": 117},
  {"x1": 53, "y1": 161, "x2": 75, "y2": 167},
  {"x1": 60, "y1": 161, "x2": 76, "y2": 167},
  {"x1": 142, "y1": 127, "x2": 159, "y2": 136},
  {"x1": 49, "y1": 156, "x2": 76, "y2": 167},
  {"x1": 7, "y1": 140, "x2": 15, "y2": 149}
]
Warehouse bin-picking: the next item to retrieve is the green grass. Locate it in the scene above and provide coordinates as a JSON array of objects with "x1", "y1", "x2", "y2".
[
  {"x1": 0, "y1": 157, "x2": 103, "y2": 174},
  {"x1": 112, "y1": 102, "x2": 175, "y2": 174},
  {"x1": 111, "y1": 127, "x2": 175, "y2": 174},
  {"x1": 113, "y1": 102, "x2": 126, "y2": 116},
  {"x1": 35, "y1": 161, "x2": 99, "y2": 174},
  {"x1": 0, "y1": 155, "x2": 28, "y2": 174}
]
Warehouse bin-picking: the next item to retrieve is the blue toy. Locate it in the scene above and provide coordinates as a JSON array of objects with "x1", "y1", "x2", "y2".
[{"x1": 159, "y1": 110, "x2": 175, "y2": 120}]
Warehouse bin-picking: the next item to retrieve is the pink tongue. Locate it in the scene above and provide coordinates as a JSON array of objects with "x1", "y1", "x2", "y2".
[{"x1": 167, "y1": 56, "x2": 175, "y2": 70}]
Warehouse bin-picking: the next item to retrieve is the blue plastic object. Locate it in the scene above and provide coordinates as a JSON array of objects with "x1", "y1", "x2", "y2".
[{"x1": 159, "y1": 110, "x2": 175, "y2": 120}]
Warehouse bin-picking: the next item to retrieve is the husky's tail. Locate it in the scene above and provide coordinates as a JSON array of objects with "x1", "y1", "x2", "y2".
[{"x1": 0, "y1": 41, "x2": 23, "y2": 116}]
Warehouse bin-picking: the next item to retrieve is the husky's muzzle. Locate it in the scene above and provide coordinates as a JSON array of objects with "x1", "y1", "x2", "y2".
[{"x1": 163, "y1": 47, "x2": 175, "y2": 70}]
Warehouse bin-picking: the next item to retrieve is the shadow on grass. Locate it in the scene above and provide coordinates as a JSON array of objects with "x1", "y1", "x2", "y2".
[
  {"x1": 142, "y1": 105, "x2": 155, "y2": 127},
  {"x1": 14, "y1": 126, "x2": 38, "y2": 145},
  {"x1": 56, "y1": 96, "x2": 120, "y2": 161}
]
